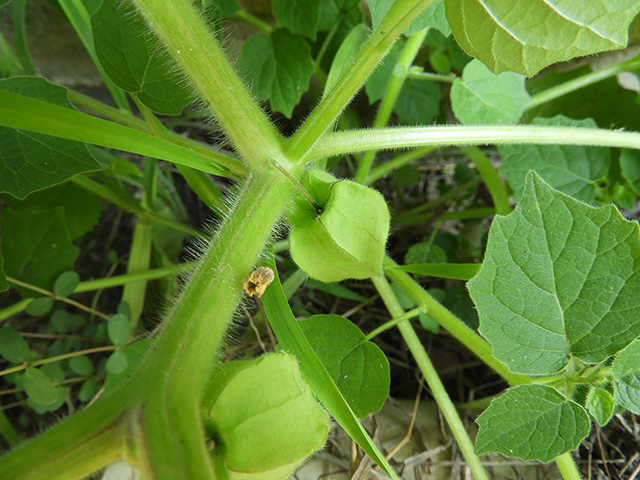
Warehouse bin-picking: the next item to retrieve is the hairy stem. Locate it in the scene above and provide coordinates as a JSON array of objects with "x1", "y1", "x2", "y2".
[{"x1": 131, "y1": 0, "x2": 283, "y2": 165}]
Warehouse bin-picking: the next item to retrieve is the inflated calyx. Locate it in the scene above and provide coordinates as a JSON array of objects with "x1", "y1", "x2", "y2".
[{"x1": 289, "y1": 170, "x2": 390, "y2": 282}]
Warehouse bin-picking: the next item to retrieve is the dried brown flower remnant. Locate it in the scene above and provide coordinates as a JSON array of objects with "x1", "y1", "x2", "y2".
[{"x1": 243, "y1": 266, "x2": 275, "y2": 297}]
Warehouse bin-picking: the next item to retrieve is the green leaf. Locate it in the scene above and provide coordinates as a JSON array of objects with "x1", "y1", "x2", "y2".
[
  {"x1": 392, "y1": 263, "x2": 480, "y2": 281},
  {"x1": 446, "y1": 0, "x2": 640, "y2": 76},
  {"x1": 613, "y1": 380, "x2": 640, "y2": 414},
  {"x1": 475, "y1": 384, "x2": 590, "y2": 462},
  {"x1": 368, "y1": 0, "x2": 449, "y2": 36},
  {"x1": 404, "y1": 0, "x2": 451, "y2": 37},
  {"x1": 364, "y1": 42, "x2": 402, "y2": 105},
  {"x1": 620, "y1": 149, "x2": 640, "y2": 195},
  {"x1": 612, "y1": 337, "x2": 640, "y2": 385},
  {"x1": 53, "y1": 271, "x2": 80, "y2": 298},
  {"x1": 0, "y1": 90, "x2": 233, "y2": 177},
  {"x1": 51, "y1": 310, "x2": 85, "y2": 334},
  {"x1": 91, "y1": 0, "x2": 192, "y2": 115},
  {"x1": 306, "y1": 279, "x2": 370, "y2": 303},
  {"x1": 107, "y1": 314, "x2": 130, "y2": 347},
  {"x1": 22, "y1": 368, "x2": 59, "y2": 406},
  {"x1": 260, "y1": 258, "x2": 400, "y2": 480},
  {"x1": 394, "y1": 78, "x2": 441, "y2": 125},
  {"x1": 499, "y1": 116, "x2": 611, "y2": 203},
  {"x1": 69, "y1": 355, "x2": 95, "y2": 377},
  {"x1": 273, "y1": 0, "x2": 319, "y2": 41},
  {"x1": 238, "y1": 29, "x2": 314, "y2": 118},
  {"x1": 468, "y1": 172, "x2": 640, "y2": 376},
  {"x1": 25, "y1": 298, "x2": 54, "y2": 316},
  {"x1": 451, "y1": 59, "x2": 529, "y2": 125},
  {"x1": 5, "y1": 182, "x2": 102, "y2": 239},
  {"x1": 0, "y1": 77, "x2": 100, "y2": 199},
  {"x1": 105, "y1": 350, "x2": 129, "y2": 375},
  {"x1": 290, "y1": 180, "x2": 390, "y2": 282},
  {"x1": 205, "y1": 353, "x2": 329, "y2": 480},
  {"x1": 2, "y1": 207, "x2": 78, "y2": 296},
  {"x1": 404, "y1": 241, "x2": 447, "y2": 264},
  {"x1": 0, "y1": 326, "x2": 30, "y2": 364},
  {"x1": 40, "y1": 363, "x2": 65, "y2": 383},
  {"x1": 585, "y1": 387, "x2": 616, "y2": 426},
  {"x1": 3, "y1": 207, "x2": 79, "y2": 296},
  {"x1": 78, "y1": 378, "x2": 100, "y2": 402},
  {"x1": 299, "y1": 315, "x2": 390, "y2": 418},
  {"x1": 324, "y1": 23, "x2": 370, "y2": 97},
  {"x1": 524, "y1": 66, "x2": 640, "y2": 131},
  {"x1": 205, "y1": 0, "x2": 240, "y2": 17}
]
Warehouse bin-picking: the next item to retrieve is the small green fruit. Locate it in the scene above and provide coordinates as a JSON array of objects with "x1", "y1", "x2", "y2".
[{"x1": 290, "y1": 176, "x2": 390, "y2": 282}]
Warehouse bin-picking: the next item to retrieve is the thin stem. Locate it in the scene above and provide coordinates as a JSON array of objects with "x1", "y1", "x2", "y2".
[
  {"x1": 355, "y1": 28, "x2": 429, "y2": 184},
  {"x1": 555, "y1": 452, "x2": 583, "y2": 480},
  {"x1": 269, "y1": 158, "x2": 321, "y2": 212},
  {"x1": 383, "y1": 257, "x2": 531, "y2": 386},
  {"x1": 407, "y1": 70, "x2": 456, "y2": 83},
  {"x1": 132, "y1": 0, "x2": 284, "y2": 166},
  {"x1": 371, "y1": 274, "x2": 490, "y2": 480},
  {"x1": 5, "y1": 277, "x2": 110, "y2": 321},
  {"x1": 0, "y1": 299, "x2": 32, "y2": 323},
  {"x1": 0, "y1": 346, "x2": 116, "y2": 377},
  {"x1": 366, "y1": 147, "x2": 437, "y2": 184},
  {"x1": 74, "y1": 264, "x2": 194, "y2": 293},
  {"x1": 285, "y1": 0, "x2": 432, "y2": 161},
  {"x1": 460, "y1": 146, "x2": 511, "y2": 215},
  {"x1": 526, "y1": 55, "x2": 640, "y2": 110},
  {"x1": 365, "y1": 306, "x2": 426, "y2": 340},
  {"x1": 11, "y1": 0, "x2": 35, "y2": 75},
  {"x1": 309, "y1": 125, "x2": 640, "y2": 160},
  {"x1": 235, "y1": 10, "x2": 273, "y2": 32}
]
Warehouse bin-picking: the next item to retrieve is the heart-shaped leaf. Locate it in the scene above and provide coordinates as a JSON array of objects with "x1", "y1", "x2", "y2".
[
  {"x1": 468, "y1": 172, "x2": 640, "y2": 375},
  {"x1": 299, "y1": 314, "x2": 390, "y2": 418},
  {"x1": 475, "y1": 384, "x2": 590, "y2": 462}
]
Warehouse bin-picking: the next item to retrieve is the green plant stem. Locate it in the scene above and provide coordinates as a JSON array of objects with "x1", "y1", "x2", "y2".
[
  {"x1": 0, "y1": 346, "x2": 116, "y2": 377},
  {"x1": 310, "y1": 125, "x2": 640, "y2": 159},
  {"x1": 0, "y1": 30, "x2": 23, "y2": 76},
  {"x1": 365, "y1": 306, "x2": 425, "y2": 340},
  {"x1": 526, "y1": 54, "x2": 640, "y2": 110},
  {"x1": 11, "y1": 0, "x2": 35, "y2": 75},
  {"x1": 355, "y1": 28, "x2": 429, "y2": 184},
  {"x1": 235, "y1": 10, "x2": 273, "y2": 32},
  {"x1": 56, "y1": 0, "x2": 130, "y2": 111},
  {"x1": 366, "y1": 146, "x2": 437, "y2": 184},
  {"x1": 74, "y1": 263, "x2": 194, "y2": 293},
  {"x1": 555, "y1": 452, "x2": 583, "y2": 480},
  {"x1": 460, "y1": 146, "x2": 511, "y2": 215},
  {"x1": 132, "y1": 170, "x2": 297, "y2": 479},
  {"x1": 132, "y1": 0, "x2": 284, "y2": 165},
  {"x1": 71, "y1": 176, "x2": 201, "y2": 237},
  {"x1": 0, "y1": 409, "x2": 19, "y2": 447},
  {"x1": 371, "y1": 274, "x2": 489, "y2": 480},
  {"x1": 68, "y1": 91, "x2": 245, "y2": 177},
  {"x1": 5, "y1": 277, "x2": 110, "y2": 321},
  {"x1": 0, "y1": 398, "x2": 128, "y2": 480},
  {"x1": 383, "y1": 257, "x2": 531, "y2": 386},
  {"x1": 285, "y1": 0, "x2": 433, "y2": 160},
  {"x1": 0, "y1": 299, "x2": 32, "y2": 323},
  {"x1": 408, "y1": 70, "x2": 456, "y2": 82},
  {"x1": 122, "y1": 214, "x2": 154, "y2": 329}
]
